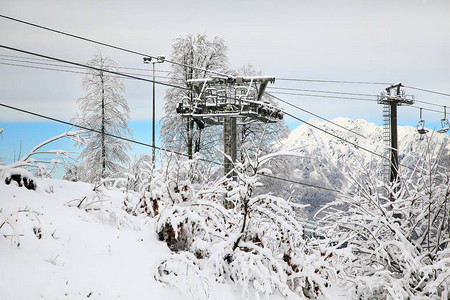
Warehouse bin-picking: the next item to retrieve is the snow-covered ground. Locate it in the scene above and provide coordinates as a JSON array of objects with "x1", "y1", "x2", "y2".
[
  {"x1": 0, "y1": 177, "x2": 352, "y2": 300},
  {"x1": 0, "y1": 178, "x2": 250, "y2": 300}
]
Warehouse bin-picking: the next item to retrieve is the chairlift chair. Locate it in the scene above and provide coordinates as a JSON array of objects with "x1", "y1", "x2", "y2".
[
  {"x1": 416, "y1": 108, "x2": 429, "y2": 135},
  {"x1": 437, "y1": 106, "x2": 449, "y2": 134}
]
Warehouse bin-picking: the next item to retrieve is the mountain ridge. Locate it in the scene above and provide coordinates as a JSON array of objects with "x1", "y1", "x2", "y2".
[{"x1": 274, "y1": 117, "x2": 449, "y2": 217}]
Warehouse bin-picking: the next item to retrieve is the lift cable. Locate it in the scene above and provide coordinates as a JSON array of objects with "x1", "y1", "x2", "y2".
[
  {"x1": 1, "y1": 56, "x2": 368, "y2": 140},
  {"x1": 0, "y1": 43, "x2": 415, "y2": 172},
  {"x1": 276, "y1": 77, "x2": 391, "y2": 85},
  {"x1": 407, "y1": 105, "x2": 446, "y2": 115},
  {"x1": 0, "y1": 101, "x2": 342, "y2": 194},
  {"x1": 0, "y1": 55, "x2": 172, "y2": 73},
  {"x1": 4, "y1": 56, "x2": 447, "y2": 114},
  {"x1": 414, "y1": 99, "x2": 448, "y2": 108},
  {"x1": 0, "y1": 14, "x2": 231, "y2": 78},
  {"x1": 5, "y1": 14, "x2": 449, "y2": 105},
  {"x1": 1, "y1": 14, "x2": 399, "y2": 88},
  {"x1": 0, "y1": 61, "x2": 175, "y2": 81},
  {"x1": 280, "y1": 109, "x2": 415, "y2": 171},
  {"x1": 0, "y1": 44, "x2": 193, "y2": 91},
  {"x1": 265, "y1": 90, "x2": 378, "y2": 102},
  {"x1": 268, "y1": 86, "x2": 378, "y2": 97},
  {"x1": 403, "y1": 85, "x2": 450, "y2": 97},
  {"x1": 267, "y1": 89, "x2": 446, "y2": 114},
  {"x1": 2, "y1": 52, "x2": 448, "y2": 104},
  {"x1": 265, "y1": 92, "x2": 367, "y2": 138}
]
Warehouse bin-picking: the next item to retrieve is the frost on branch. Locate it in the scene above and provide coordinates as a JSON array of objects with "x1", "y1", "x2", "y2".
[
  {"x1": 71, "y1": 52, "x2": 133, "y2": 185},
  {"x1": 317, "y1": 137, "x2": 450, "y2": 299},
  {"x1": 161, "y1": 33, "x2": 227, "y2": 160},
  {"x1": 152, "y1": 153, "x2": 227, "y2": 253},
  {"x1": 0, "y1": 207, "x2": 43, "y2": 248},
  {"x1": 153, "y1": 149, "x2": 343, "y2": 299},
  {"x1": 121, "y1": 154, "x2": 162, "y2": 218},
  {"x1": 0, "y1": 130, "x2": 81, "y2": 189}
]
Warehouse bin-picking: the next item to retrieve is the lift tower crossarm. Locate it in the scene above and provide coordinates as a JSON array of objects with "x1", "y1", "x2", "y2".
[
  {"x1": 186, "y1": 76, "x2": 275, "y2": 85},
  {"x1": 178, "y1": 75, "x2": 280, "y2": 179}
]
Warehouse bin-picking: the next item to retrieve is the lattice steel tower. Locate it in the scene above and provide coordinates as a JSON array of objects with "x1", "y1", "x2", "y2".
[{"x1": 377, "y1": 83, "x2": 414, "y2": 194}]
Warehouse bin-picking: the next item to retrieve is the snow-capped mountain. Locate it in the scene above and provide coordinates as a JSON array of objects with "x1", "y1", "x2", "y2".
[{"x1": 275, "y1": 117, "x2": 449, "y2": 217}]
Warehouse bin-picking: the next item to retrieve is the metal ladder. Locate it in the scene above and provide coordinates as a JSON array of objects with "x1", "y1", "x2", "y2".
[{"x1": 382, "y1": 104, "x2": 391, "y2": 182}]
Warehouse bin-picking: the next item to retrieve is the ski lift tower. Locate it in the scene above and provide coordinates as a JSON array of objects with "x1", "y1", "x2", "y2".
[
  {"x1": 377, "y1": 83, "x2": 414, "y2": 198},
  {"x1": 176, "y1": 75, "x2": 283, "y2": 178}
]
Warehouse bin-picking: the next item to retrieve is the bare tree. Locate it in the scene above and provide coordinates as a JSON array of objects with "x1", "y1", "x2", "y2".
[
  {"x1": 72, "y1": 52, "x2": 132, "y2": 184},
  {"x1": 160, "y1": 33, "x2": 228, "y2": 160},
  {"x1": 230, "y1": 64, "x2": 290, "y2": 161}
]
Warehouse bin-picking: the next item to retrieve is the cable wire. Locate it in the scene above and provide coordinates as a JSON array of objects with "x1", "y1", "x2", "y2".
[
  {"x1": 0, "y1": 14, "x2": 231, "y2": 79},
  {"x1": 0, "y1": 44, "x2": 412, "y2": 173},
  {"x1": 0, "y1": 55, "x2": 172, "y2": 73},
  {"x1": 0, "y1": 61, "x2": 176, "y2": 81},
  {"x1": 268, "y1": 86, "x2": 378, "y2": 97},
  {"x1": 265, "y1": 90, "x2": 378, "y2": 102},
  {"x1": 8, "y1": 55, "x2": 444, "y2": 116},
  {"x1": 0, "y1": 44, "x2": 192, "y2": 91},
  {"x1": 281, "y1": 110, "x2": 414, "y2": 171},
  {"x1": 408, "y1": 105, "x2": 446, "y2": 115},
  {"x1": 266, "y1": 89, "x2": 445, "y2": 114},
  {"x1": 0, "y1": 101, "x2": 341, "y2": 193},
  {"x1": 265, "y1": 92, "x2": 367, "y2": 138},
  {"x1": 414, "y1": 99, "x2": 448, "y2": 108},
  {"x1": 1, "y1": 14, "x2": 399, "y2": 88},
  {"x1": 404, "y1": 85, "x2": 450, "y2": 97},
  {"x1": 276, "y1": 77, "x2": 390, "y2": 85}
]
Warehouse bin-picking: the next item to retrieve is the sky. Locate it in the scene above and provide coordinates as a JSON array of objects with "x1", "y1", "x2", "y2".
[{"x1": 0, "y1": 0, "x2": 449, "y2": 174}]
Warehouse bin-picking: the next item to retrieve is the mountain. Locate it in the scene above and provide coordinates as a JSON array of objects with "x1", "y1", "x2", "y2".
[{"x1": 272, "y1": 117, "x2": 449, "y2": 217}]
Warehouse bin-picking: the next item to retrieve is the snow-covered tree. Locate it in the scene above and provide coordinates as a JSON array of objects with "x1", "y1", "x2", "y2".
[
  {"x1": 72, "y1": 53, "x2": 133, "y2": 184},
  {"x1": 160, "y1": 33, "x2": 228, "y2": 160},
  {"x1": 317, "y1": 137, "x2": 450, "y2": 299},
  {"x1": 231, "y1": 64, "x2": 290, "y2": 162}
]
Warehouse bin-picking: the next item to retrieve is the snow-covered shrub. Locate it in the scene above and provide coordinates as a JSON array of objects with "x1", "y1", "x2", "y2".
[
  {"x1": 65, "y1": 182, "x2": 140, "y2": 230},
  {"x1": 0, "y1": 131, "x2": 80, "y2": 183},
  {"x1": 2, "y1": 167, "x2": 36, "y2": 190},
  {"x1": 121, "y1": 154, "x2": 161, "y2": 217},
  {"x1": 317, "y1": 138, "x2": 450, "y2": 299},
  {"x1": 212, "y1": 150, "x2": 344, "y2": 299},
  {"x1": 0, "y1": 207, "x2": 42, "y2": 247},
  {"x1": 154, "y1": 149, "x2": 344, "y2": 299},
  {"x1": 155, "y1": 252, "x2": 213, "y2": 300},
  {"x1": 153, "y1": 153, "x2": 228, "y2": 252}
]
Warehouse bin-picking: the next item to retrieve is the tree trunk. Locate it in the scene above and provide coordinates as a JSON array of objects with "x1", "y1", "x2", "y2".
[
  {"x1": 101, "y1": 72, "x2": 106, "y2": 181},
  {"x1": 187, "y1": 118, "x2": 194, "y2": 159},
  {"x1": 194, "y1": 125, "x2": 202, "y2": 154},
  {"x1": 240, "y1": 125, "x2": 247, "y2": 163}
]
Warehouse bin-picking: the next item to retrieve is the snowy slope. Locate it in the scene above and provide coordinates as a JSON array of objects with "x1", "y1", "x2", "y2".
[
  {"x1": 276, "y1": 118, "x2": 449, "y2": 215},
  {"x1": 0, "y1": 179, "x2": 247, "y2": 300}
]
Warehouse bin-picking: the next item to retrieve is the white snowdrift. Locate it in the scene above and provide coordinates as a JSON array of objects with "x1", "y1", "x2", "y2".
[{"x1": 0, "y1": 178, "x2": 247, "y2": 300}]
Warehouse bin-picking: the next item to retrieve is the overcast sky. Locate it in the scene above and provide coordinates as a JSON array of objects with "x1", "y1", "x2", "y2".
[{"x1": 1, "y1": 0, "x2": 449, "y2": 129}]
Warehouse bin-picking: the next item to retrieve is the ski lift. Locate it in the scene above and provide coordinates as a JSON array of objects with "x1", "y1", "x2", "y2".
[
  {"x1": 437, "y1": 106, "x2": 449, "y2": 134},
  {"x1": 416, "y1": 108, "x2": 428, "y2": 135}
]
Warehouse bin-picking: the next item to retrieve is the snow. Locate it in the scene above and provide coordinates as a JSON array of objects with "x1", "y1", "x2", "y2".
[
  {"x1": 0, "y1": 178, "x2": 246, "y2": 300},
  {"x1": 274, "y1": 117, "x2": 449, "y2": 216},
  {"x1": 0, "y1": 166, "x2": 354, "y2": 299},
  {"x1": 3, "y1": 117, "x2": 447, "y2": 299}
]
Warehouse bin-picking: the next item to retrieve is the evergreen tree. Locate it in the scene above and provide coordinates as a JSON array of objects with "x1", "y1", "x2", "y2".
[{"x1": 72, "y1": 53, "x2": 132, "y2": 184}]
